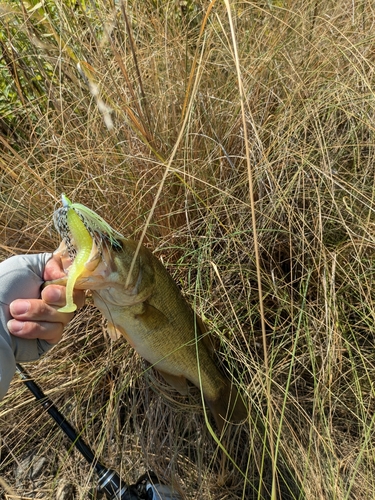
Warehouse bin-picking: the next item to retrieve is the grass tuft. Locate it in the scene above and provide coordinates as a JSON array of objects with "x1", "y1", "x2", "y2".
[{"x1": 1, "y1": 1, "x2": 375, "y2": 498}]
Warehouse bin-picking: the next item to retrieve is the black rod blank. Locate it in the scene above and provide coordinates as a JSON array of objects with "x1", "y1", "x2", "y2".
[{"x1": 15, "y1": 363, "x2": 138, "y2": 500}]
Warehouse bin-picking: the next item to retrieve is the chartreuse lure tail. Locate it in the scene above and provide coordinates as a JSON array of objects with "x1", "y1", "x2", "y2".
[{"x1": 58, "y1": 195, "x2": 93, "y2": 313}]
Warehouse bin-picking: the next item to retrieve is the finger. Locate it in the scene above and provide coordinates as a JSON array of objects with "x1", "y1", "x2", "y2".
[
  {"x1": 7, "y1": 319, "x2": 64, "y2": 344},
  {"x1": 41, "y1": 285, "x2": 85, "y2": 310},
  {"x1": 43, "y1": 254, "x2": 66, "y2": 281},
  {"x1": 9, "y1": 299, "x2": 75, "y2": 325}
]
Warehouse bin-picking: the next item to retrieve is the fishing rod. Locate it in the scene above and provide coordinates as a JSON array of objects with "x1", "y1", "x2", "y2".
[{"x1": 16, "y1": 363, "x2": 182, "y2": 500}]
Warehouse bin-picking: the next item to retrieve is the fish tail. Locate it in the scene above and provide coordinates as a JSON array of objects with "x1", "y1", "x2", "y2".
[{"x1": 206, "y1": 380, "x2": 248, "y2": 433}]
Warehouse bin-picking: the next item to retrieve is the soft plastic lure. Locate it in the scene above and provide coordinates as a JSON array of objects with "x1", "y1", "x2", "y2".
[
  {"x1": 57, "y1": 195, "x2": 93, "y2": 313},
  {"x1": 54, "y1": 194, "x2": 123, "y2": 313}
]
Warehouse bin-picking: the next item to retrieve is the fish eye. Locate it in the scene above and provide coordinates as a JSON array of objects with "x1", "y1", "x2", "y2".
[
  {"x1": 106, "y1": 235, "x2": 123, "y2": 251},
  {"x1": 111, "y1": 238, "x2": 123, "y2": 252}
]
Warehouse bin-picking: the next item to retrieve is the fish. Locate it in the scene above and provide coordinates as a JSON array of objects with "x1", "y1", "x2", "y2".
[{"x1": 49, "y1": 194, "x2": 247, "y2": 432}]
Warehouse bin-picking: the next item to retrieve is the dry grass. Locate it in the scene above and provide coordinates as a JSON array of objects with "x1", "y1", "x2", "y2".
[{"x1": 1, "y1": 0, "x2": 375, "y2": 498}]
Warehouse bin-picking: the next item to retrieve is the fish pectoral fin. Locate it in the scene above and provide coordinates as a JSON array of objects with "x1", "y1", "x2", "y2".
[
  {"x1": 105, "y1": 322, "x2": 122, "y2": 341},
  {"x1": 156, "y1": 369, "x2": 189, "y2": 396},
  {"x1": 138, "y1": 302, "x2": 170, "y2": 327}
]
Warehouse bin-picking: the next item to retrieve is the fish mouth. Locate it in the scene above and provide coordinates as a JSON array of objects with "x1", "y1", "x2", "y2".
[
  {"x1": 53, "y1": 203, "x2": 123, "y2": 261},
  {"x1": 52, "y1": 199, "x2": 124, "y2": 289}
]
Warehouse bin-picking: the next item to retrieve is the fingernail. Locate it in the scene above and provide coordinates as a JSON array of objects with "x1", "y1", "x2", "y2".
[
  {"x1": 10, "y1": 300, "x2": 30, "y2": 316},
  {"x1": 45, "y1": 286, "x2": 61, "y2": 303},
  {"x1": 7, "y1": 319, "x2": 24, "y2": 334}
]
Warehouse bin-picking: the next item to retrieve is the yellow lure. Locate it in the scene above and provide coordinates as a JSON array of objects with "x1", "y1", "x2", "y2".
[{"x1": 58, "y1": 196, "x2": 93, "y2": 313}]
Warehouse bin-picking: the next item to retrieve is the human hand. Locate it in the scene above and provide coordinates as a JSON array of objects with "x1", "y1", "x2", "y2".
[{"x1": 7, "y1": 253, "x2": 85, "y2": 345}]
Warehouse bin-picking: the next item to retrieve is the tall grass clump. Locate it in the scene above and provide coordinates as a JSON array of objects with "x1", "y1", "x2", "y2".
[{"x1": 1, "y1": 0, "x2": 375, "y2": 498}]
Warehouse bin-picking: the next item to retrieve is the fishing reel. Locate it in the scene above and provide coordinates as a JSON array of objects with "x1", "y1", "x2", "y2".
[
  {"x1": 16, "y1": 364, "x2": 182, "y2": 500},
  {"x1": 96, "y1": 469, "x2": 182, "y2": 500},
  {"x1": 127, "y1": 472, "x2": 182, "y2": 500}
]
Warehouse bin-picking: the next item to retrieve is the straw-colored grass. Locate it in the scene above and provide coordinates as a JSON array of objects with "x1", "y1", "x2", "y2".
[{"x1": 1, "y1": 1, "x2": 375, "y2": 498}]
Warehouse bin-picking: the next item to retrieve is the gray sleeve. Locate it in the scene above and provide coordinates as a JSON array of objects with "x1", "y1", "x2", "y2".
[
  {"x1": 0, "y1": 334, "x2": 16, "y2": 400},
  {"x1": 0, "y1": 253, "x2": 54, "y2": 399}
]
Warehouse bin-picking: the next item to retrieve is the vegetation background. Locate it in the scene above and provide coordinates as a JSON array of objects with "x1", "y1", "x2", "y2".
[{"x1": 0, "y1": 0, "x2": 375, "y2": 498}]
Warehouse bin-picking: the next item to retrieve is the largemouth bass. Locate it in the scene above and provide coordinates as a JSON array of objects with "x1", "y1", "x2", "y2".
[{"x1": 50, "y1": 195, "x2": 247, "y2": 431}]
